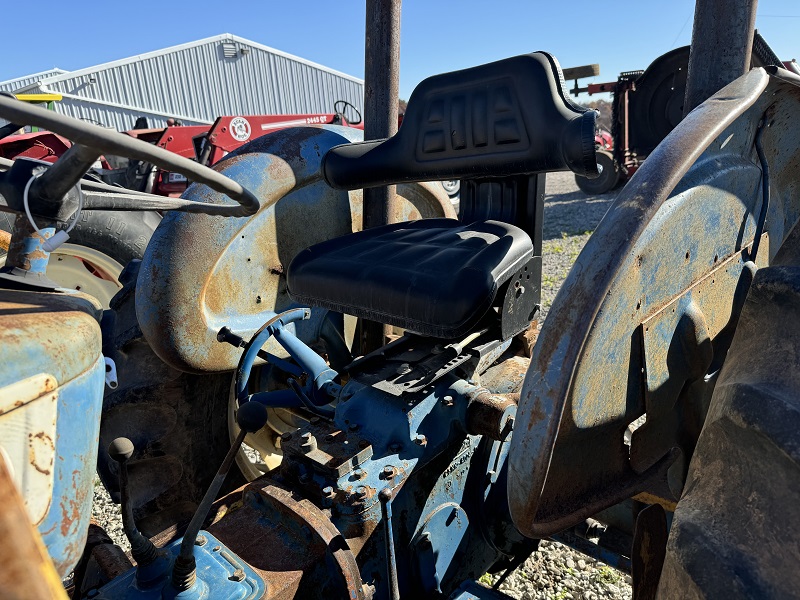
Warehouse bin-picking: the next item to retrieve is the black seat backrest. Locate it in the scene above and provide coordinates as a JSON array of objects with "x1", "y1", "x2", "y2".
[
  {"x1": 322, "y1": 51, "x2": 599, "y2": 191},
  {"x1": 316, "y1": 51, "x2": 599, "y2": 340}
]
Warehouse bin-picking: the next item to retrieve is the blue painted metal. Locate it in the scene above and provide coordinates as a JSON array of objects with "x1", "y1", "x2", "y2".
[
  {"x1": 450, "y1": 579, "x2": 517, "y2": 600},
  {"x1": 40, "y1": 354, "x2": 104, "y2": 576},
  {"x1": 509, "y1": 67, "x2": 800, "y2": 537},
  {"x1": 273, "y1": 329, "x2": 527, "y2": 598},
  {"x1": 136, "y1": 125, "x2": 454, "y2": 375},
  {"x1": 91, "y1": 531, "x2": 265, "y2": 600},
  {"x1": 15, "y1": 226, "x2": 54, "y2": 276},
  {"x1": 235, "y1": 307, "x2": 339, "y2": 411},
  {"x1": 0, "y1": 289, "x2": 104, "y2": 576}
]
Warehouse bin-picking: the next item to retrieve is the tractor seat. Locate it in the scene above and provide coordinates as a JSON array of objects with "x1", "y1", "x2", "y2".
[{"x1": 287, "y1": 218, "x2": 533, "y2": 339}]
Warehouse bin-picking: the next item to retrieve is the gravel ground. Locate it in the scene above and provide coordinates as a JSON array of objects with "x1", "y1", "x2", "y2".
[
  {"x1": 91, "y1": 171, "x2": 628, "y2": 597},
  {"x1": 497, "y1": 171, "x2": 630, "y2": 599}
]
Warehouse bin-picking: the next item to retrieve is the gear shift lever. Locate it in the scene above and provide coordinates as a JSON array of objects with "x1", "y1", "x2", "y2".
[
  {"x1": 169, "y1": 401, "x2": 268, "y2": 593},
  {"x1": 108, "y1": 437, "x2": 170, "y2": 584}
]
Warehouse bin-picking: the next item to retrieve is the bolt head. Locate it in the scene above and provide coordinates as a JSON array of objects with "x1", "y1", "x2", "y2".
[
  {"x1": 353, "y1": 468, "x2": 366, "y2": 479},
  {"x1": 396, "y1": 363, "x2": 412, "y2": 375},
  {"x1": 442, "y1": 395, "x2": 454, "y2": 406},
  {"x1": 356, "y1": 486, "x2": 367, "y2": 497},
  {"x1": 413, "y1": 434, "x2": 427, "y2": 447},
  {"x1": 323, "y1": 486, "x2": 334, "y2": 497}
]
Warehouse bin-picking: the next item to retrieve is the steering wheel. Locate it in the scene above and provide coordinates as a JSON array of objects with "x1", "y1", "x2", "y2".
[
  {"x1": 0, "y1": 94, "x2": 260, "y2": 218},
  {"x1": 334, "y1": 100, "x2": 362, "y2": 126}
]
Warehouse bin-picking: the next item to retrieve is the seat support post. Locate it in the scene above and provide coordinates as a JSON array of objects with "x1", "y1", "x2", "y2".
[{"x1": 361, "y1": 0, "x2": 402, "y2": 354}]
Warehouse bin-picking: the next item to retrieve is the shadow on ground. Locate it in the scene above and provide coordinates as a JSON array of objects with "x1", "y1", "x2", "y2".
[{"x1": 543, "y1": 186, "x2": 621, "y2": 240}]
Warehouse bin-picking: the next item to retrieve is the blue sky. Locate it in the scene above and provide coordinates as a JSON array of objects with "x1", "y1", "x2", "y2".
[{"x1": 2, "y1": 1, "x2": 799, "y2": 102}]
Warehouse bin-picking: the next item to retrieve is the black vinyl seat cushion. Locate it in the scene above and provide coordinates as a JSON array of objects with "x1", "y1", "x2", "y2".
[{"x1": 287, "y1": 218, "x2": 533, "y2": 339}]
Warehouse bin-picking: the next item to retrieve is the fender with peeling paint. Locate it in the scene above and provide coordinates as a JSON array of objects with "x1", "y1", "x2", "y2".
[
  {"x1": 136, "y1": 125, "x2": 454, "y2": 373},
  {"x1": 509, "y1": 67, "x2": 800, "y2": 536}
]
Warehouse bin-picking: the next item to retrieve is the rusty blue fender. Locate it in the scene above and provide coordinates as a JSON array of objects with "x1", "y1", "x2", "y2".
[
  {"x1": 509, "y1": 67, "x2": 800, "y2": 536},
  {"x1": 136, "y1": 125, "x2": 454, "y2": 373}
]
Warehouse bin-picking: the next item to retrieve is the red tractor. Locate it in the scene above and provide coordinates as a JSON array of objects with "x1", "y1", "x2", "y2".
[
  {"x1": 566, "y1": 32, "x2": 800, "y2": 194},
  {"x1": 0, "y1": 103, "x2": 363, "y2": 305}
]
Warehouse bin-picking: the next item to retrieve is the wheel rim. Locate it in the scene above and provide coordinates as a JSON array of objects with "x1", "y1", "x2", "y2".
[
  {"x1": 0, "y1": 242, "x2": 124, "y2": 309},
  {"x1": 46, "y1": 244, "x2": 124, "y2": 308}
]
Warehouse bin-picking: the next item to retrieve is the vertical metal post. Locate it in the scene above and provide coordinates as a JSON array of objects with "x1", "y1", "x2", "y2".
[
  {"x1": 359, "y1": 0, "x2": 402, "y2": 354},
  {"x1": 683, "y1": 0, "x2": 758, "y2": 116}
]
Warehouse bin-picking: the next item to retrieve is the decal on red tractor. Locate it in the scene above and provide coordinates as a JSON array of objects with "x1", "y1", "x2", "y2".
[{"x1": 229, "y1": 117, "x2": 252, "y2": 142}]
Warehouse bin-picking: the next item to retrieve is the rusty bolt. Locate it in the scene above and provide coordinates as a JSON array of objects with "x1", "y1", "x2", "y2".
[
  {"x1": 355, "y1": 486, "x2": 367, "y2": 499},
  {"x1": 229, "y1": 568, "x2": 246, "y2": 582},
  {"x1": 442, "y1": 395, "x2": 454, "y2": 407},
  {"x1": 413, "y1": 434, "x2": 427, "y2": 447},
  {"x1": 194, "y1": 535, "x2": 207, "y2": 547},
  {"x1": 382, "y1": 466, "x2": 396, "y2": 479},
  {"x1": 353, "y1": 468, "x2": 366, "y2": 480},
  {"x1": 323, "y1": 486, "x2": 335, "y2": 497}
]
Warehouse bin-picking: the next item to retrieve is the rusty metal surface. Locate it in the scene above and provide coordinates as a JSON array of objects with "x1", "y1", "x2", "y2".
[
  {"x1": 360, "y1": 0, "x2": 402, "y2": 354},
  {"x1": 630, "y1": 238, "x2": 767, "y2": 487},
  {"x1": 683, "y1": 0, "x2": 757, "y2": 114},
  {"x1": 209, "y1": 481, "x2": 364, "y2": 600},
  {"x1": 136, "y1": 125, "x2": 453, "y2": 373},
  {"x1": 0, "y1": 289, "x2": 105, "y2": 575},
  {"x1": 0, "y1": 455, "x2": 68, "y2": 600},
  {"x1": 631, "y1": 504, "x2": 667, "y2": 600},
  {"x1": 465, "y1": 390, "x2": 517, "y2": 441},
  {"x1": 509, "y1": 69, "x2": 800, "y2": 537}
]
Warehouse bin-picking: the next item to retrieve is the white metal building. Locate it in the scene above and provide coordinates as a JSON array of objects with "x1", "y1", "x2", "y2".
[{"x1": 0, "y1": 34, "x2": 364, "y2": 131}]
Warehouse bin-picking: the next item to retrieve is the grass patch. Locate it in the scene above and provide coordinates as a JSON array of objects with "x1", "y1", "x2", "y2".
[{"x1": 594, "y1": 565, "x2": 620, "y2": 585}]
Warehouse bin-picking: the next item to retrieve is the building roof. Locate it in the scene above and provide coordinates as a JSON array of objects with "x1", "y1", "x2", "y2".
[
  {"x1": 0, "y1": 68, "x2": 68, "y2": 93},
  {"x1": 4, "y1": 34, "x2": 363, "y2": 131},
  {"x1": 34, "y1": 34, "x2": 363, "y2": 86}
]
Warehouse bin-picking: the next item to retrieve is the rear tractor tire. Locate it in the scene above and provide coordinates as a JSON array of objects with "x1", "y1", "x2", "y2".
[
  {"x1": 574, "y1": 149, "x2": 620, "y2": 195},
  {"x1": 0, "y1": 210, "x2": 160, "y2": 308},
  {"x1": 658, "y1": 231, "x2": 800, "y2": 598}
]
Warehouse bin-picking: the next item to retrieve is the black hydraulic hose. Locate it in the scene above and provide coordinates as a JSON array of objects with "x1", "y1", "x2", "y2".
[
  {"x1": 751, "y1": 115, "x2": 770, "y2": 263},
  {"x1": 0, "y1": 95, "x2": 260, "y2": 217}
]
